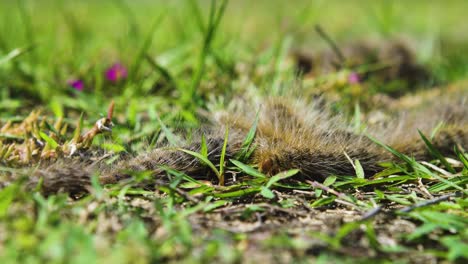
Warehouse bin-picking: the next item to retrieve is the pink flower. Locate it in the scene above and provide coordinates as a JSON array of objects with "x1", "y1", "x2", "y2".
[
  {"x1": 68, "y1": 79, "x2": 84, "y2": 91},
  {"x1": 105, "y1": 63, "x2": 128, "y2": 83},
  {"x1": 348, "y1": 72, "x2": 360, "y2": 84}
]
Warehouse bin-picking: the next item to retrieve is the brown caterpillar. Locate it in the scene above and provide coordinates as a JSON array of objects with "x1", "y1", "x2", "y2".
[{"x1": 13, "y1": 85, "x2": 468, "y2": 196}]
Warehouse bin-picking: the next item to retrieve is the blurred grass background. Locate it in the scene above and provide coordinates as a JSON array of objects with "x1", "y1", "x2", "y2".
[{"x1": 1, "y1": 0, "x2": 468, "y2": 101}]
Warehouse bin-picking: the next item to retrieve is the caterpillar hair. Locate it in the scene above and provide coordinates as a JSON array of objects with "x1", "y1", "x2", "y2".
[{"x1": 16, "y1": 85, "x2": 467, "y2": 195}]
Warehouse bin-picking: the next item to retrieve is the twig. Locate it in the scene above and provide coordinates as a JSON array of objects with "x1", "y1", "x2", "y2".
[
  {"x1": 307, "y1": 180, "x2": 361, "y2": 210},
  {"x1": 307, "y1": 180, "x2": 348, "y2": 200},
  {"x1": 398, "y1": 192, "x2": 461, "y2": 213},
  {"x1": 293, "y1": 189, "x2": 316, "y2": 196},
  {"x1": 334, "y1": 199, "x2": 361, "y2": 210},
  {"x1": 359, "y1": 205, "x2": 383, "y2": 221},
  {"x1": 420, "y1": 161, "x2": 453, "y2": 178},
  {"x1": 417, "y1": 178, "x2": 433, "y2": 199}
]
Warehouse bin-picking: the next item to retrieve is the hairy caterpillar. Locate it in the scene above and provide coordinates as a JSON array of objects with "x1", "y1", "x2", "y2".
[{"x1": 12, "y1": 85, "x2": 468, "y2": 196}]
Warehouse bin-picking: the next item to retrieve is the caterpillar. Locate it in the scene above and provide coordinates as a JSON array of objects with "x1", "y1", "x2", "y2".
[{"x1": 11, "y1": 85, "x2": 468, "y2": 196}]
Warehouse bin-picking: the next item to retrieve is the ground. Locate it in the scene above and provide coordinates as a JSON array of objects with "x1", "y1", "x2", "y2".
[{"x1": 0, "y1": 1, "x2": 467, "y2": 263}]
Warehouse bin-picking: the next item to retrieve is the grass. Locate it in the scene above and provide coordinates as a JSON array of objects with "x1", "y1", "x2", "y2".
[{"x1": 1, "y1": 0, "x2": 468, "y2": 263}]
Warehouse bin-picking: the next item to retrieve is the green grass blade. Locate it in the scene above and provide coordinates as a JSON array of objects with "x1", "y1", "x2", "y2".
[
  {"x1": 355, "y1": 159, "x2": 365, "y2": 179},
  {"x1": 418, "y1": 130, "x2": 455, "y2": 173},
  {"x1": 218, "y1": 127, "x2": 229, "y2": 185},
  {"x1": 159, "y1": 165, "x2": 202, "y2": 188},
  {"x1": 156, "y1": 116, "x2": 181, "y2": 146},
  {"x1": 425, "y1": 170, "x2": 467, "y2": 194},
  {"x1": 230, "y1": 159, "x2": 266, "y2": 179},
  {"x1": 186, "y1": 0, "x2": 206, "y2": 34},
  {"x1": 454, "y1": 146, "x2": 468, "y2": 170},
  {"x1": 129, "y1": 13, "x2": 165, "y2": 85},
  {"x1": 213, "y1": 0, "x2": 229, "y2": 30},
  {"x1": 0, "y1": 184, "x2": 17, "y2": 219},
  {"x1": 178, "y1": 148, "x2": 220, "y2": 178},
  {"x1": 235, "y1": 110, "x2": 259, "y2": 161},
  {"x1": 323, "y1": 175, "x2": 337, "y2": 186},
  {"x1": 367, "y1": 134, "x2": 465, "y2": 193},
  {"x1": 367, "y1": 134, "x2": 415, "y2": 167},
  {"x1": 187, "y1": 0, "x2": 229, "y2": 103},
  {"x1": 213, "y1": 187, "x2": 260, "y2": 198},
  {"x1": 49, "y1": 99, "x2": 64, "y2": 118},
  {"x1": 428, "y1": 177, "x2": 468, "y2": 192},
  {"x1": 145, "y1": 54, "x2": 178, "y2": 90},
  {"x1": 353, "y1": 103, "x2": 362, "y2": 133},
  {"x1": 200, "y1": 133, "x2": 208, "y2": 158},
  {"x1": 39, "y1": 132, "x2": 58, "y2": 150},
  {"x1": 265, "y1": 169, "x2": 300, "y2": 188},
  {"x1": 114, "y1": 0, "x2": 140, "y2": 38},
  {"x1": 260, "y1": 186, "x2": 275, "y2": 199},
  {"x1": 17, "y1": 0, "x2": 36, "y2": 64},
  {"x1": 0, "y1": 46, "x2": 35, "y2": 66},
  {"x1": 430, "y1": 122, "x2": 444, "y2": 140},
  {"x1": 72, "y1": 113, "x2": 84, "y2": 143}
]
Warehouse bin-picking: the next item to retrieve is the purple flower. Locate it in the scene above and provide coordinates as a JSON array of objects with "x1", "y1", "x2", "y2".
[
  {"x1": 348, "y1": 72, "x2": 360, "y2": 85},
  {"x1": 105, "y1": 63, "x2": 128, "y2": 83},
  {"x1": 68, "y1": 79, "x2": 84, "y2": 91}
]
